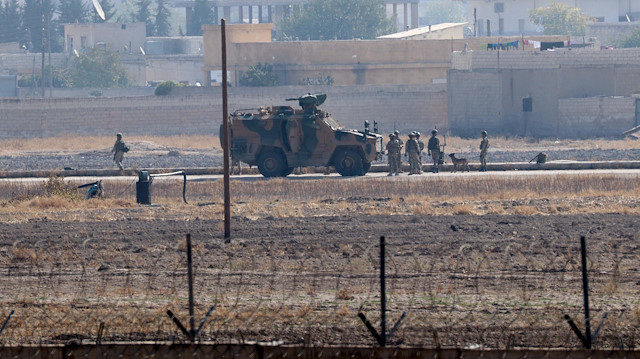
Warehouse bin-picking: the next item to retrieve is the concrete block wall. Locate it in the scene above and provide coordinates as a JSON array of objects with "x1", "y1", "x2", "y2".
[
  {"x1": 447, "y1": 70, "x2": 503, "y2": 137},
  {"x1": 0, "y1": 53, "x2": 69, "y2": 75},
  {"x1": 460, "y1": 48, "x2": 640, "y2": 70},
  {"x1": 558, "y1": 97, "x2": 636, "y2": 137},
  {"x1": 0, "y1": 85, "x2": 447, "y2": 139}
]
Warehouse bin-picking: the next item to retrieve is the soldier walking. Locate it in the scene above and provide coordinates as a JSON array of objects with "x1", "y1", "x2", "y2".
[
  {"x1": 479, "y1": 130, "x2": 489, "y2": 172},
  {"x1": 386, "y1": 133, "x2": 400, "y2": 176},
  {"x1": 111, "y1": 133, "x2": 128, "y2": 170},
  {"x1": 427, "y1": 129, "x2": 441, "y2": 173},
  {"x1": 405, "y1": 132, "x2": 421, "y2": 175}
]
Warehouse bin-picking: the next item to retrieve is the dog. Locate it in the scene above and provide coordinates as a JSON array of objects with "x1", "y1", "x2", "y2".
[{"x1": 448, "y1": 153, "x2": 470, "y2": 172}]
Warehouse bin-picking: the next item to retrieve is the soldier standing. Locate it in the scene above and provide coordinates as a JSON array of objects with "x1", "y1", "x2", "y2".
[
  {"x1": 386, "y1": 133, "x2": 400, "y2": 176},
  {"x1": 427, "y1": 129, "x2": 441, "y2": 173},
  {"x1": 479, "y1": 130, "x2": 489, "y2": 172},
  {"x1": 415, "y1": 131, "x2": 424, "y2": 174},
  {"x1": 394, "y1": 130, "x2": 403, "y2": 173},
  {"x1": 405, "y1": 132, "x2": 421, "y2": 175},
  {"x1": 111, "y1": 133, "x2": 128, "y2": 170}
]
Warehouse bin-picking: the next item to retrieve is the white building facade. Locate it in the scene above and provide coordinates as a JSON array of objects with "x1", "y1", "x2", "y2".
[{"x1": 461, "y1": 0, "x2": 640, "y2": 36}]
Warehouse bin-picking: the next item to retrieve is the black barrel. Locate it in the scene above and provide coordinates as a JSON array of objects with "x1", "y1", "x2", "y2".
[{"x1": 136, "y1": 180, "x2": 152, "y2": 204}]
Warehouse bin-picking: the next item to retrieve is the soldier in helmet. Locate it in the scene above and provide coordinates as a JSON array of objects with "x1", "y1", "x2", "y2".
[
  {"x1": 393, "y1": 130, "x2": 403, "y2": 173},
  {"x1": 479, "y1": 130, "x2": 489, "y2": 172},
  {"x1": 386, "y1": 133, "x2": 400, "y2": 176},
  {"x1": 405, "y1": 132, "x2": 421, "y2": 175},
  {"x1": 427, "y1": 129, "x2": 441, "y2": 173}
]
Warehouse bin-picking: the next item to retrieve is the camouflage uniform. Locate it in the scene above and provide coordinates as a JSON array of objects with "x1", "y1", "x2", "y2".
[
  {"x1": 415, "y1": 132, "x2": 424, "y2": 174},
  {"x1": 386, "y1": 134, "x2": 400, "y2": 176},
  {"x1": 231, "y1": 157, "x2": 242, "y2": 175},
  {"x1": 427, "y1": 131, "x2": 440, "y2": 173},
  {"x1": 394, "y1": 130, "x2": 403, "y2": 173},
  {"x1": 405, "y1": 134, "x2": 421, "y2": 174},
  {"x1": 111, "y1": 133, "x2": 127, "y2": 170},
  {"x1": 479, "y1": 131, "x2": 489, "y2": 172}
]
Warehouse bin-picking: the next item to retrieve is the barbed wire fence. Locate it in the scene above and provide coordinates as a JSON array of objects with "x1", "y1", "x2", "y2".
[{"x1": 0, "y1": 231, "x2": 638, "y2": 351}]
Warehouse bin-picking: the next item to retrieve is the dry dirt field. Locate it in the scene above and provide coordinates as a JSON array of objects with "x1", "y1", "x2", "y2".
[{"x1": 0, "y1": 136, "x2": 639, "y2": 349}]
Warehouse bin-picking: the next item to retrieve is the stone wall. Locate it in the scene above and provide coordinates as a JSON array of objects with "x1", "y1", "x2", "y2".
[
  {"x1": 558, "y1": 97, "x2": 636, "y2": 137},
  {"x1": 448, "y1": 68, "x2": 637, "y2": 138},
  {"x1": 452, "y1": 48, "x2": 640, "y2": 71},
  {"x1": 0, "y1": 85, "x2": 447, "y2": 139},
  {"x1": 0, "y1": 53, "x2": 69, "y2": 76}
]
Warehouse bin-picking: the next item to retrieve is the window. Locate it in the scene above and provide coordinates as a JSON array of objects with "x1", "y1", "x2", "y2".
[
  {"x1": 121, "y1": 24, "x2": 126, "y2": 29},
  {"x1": 81, "y1": 36, "x2": 87, "y2": 49},
  {"x1": 494, "y1": 2, "x2": 504, "y2": 13},
  {"x1": 499, "y1": 18, "x2": 504, "y2": 35}
]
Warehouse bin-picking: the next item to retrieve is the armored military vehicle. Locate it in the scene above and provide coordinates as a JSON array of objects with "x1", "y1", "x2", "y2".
[{"x1": 226, "y1": 93, "x2": 383, "y2": 177}]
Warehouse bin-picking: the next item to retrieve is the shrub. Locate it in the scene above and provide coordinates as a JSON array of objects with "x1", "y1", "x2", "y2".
[
  {"x1": 154, "y1": 80, "x2": 185, "y2": 95},
  {"x1": 239, "y1": 63, "x2": 278, "y2": 87}
]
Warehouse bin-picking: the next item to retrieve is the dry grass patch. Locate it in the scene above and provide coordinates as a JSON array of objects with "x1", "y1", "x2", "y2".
[
  {"x1": 453, "y1": 204, "x2": 476, "y2": 215},
  {"x1": 0, "y1": 134, "x2": 220, "y2": 155},
  {"x1": 513, "y1": 205, "x2": 540, "y2": 215}
]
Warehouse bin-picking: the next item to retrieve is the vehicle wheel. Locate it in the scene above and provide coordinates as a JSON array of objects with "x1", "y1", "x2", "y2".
[
  {"x1": 257, "y1": 151, "x2": 288, "y2": 177},
  {"x1": 362, "y1": 162, "x2": 372, "y2": 175},
  {"x1": 334, "y1": 150, "x2": 364, "y2": 176}
]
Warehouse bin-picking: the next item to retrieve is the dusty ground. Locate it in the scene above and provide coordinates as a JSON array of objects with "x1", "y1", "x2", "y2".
[
  {"x1": 0, "y1": 137, "x2": 639, "y2": 349},
  {"x1": 0, "y1": 203, "x2": 639, "y2": 349},
  {"x1": 1, "y1": 136, "x2": 640, "y2": 171}
]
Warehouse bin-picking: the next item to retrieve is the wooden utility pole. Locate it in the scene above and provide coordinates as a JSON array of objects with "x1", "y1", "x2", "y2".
[{"x1": 221, "y1": 19, "x2": 231, "y2": 242}]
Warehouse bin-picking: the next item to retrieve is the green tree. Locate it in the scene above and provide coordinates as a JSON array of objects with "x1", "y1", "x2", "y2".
[
  {"x1": 239, "y1": 63, "x2": 278, "y2": 87},
  {"x1": 278, "y1": 0, "x2": 394, "y2": 40},
  {"x1": 187, "y1": 0, "x2": 213, "y2": 35},
  {"x1": 69, "y1": 47, "x2": 129, "y2": 87},
  {"x1": 154, "y1": 0, "x2": 172, "y2": 36},
  {"x1": 58, "y1": 0, "x2": 89, "y2": 24},
  {"x1": 0, "y1": 0, "x2": 21, "y2": 43},
  {"x1": 21, "y1": 0, "x2": 58, "y2": 52},
  {"x1": 420, "y1": 0, "x2": 466, "y2": 26},
  {"x1": 529, "y1": 2, "x2": 592, "y2": 36},
  {"x1": 617, "y1": 26, "x2": 640, "y2": 48},
  {"x1": 18, "y1": 65, "x2": 72, "y2": 88},
  {"x1": 135, "y1": 0, "x2": 154, "y2": 36}
]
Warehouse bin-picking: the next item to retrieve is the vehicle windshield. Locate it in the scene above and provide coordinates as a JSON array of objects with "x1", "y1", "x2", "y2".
[{"x1": 322, "y1": 117, "x2": 343, "y2": 130}]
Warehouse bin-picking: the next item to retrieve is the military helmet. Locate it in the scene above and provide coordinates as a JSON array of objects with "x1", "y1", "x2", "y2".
[
  {"x1": 388, "y1": 133, "x2": 394, "y2": 138},
  {"x1": 408, "y1": 132, "x2": 415, "y2": 138},
  {"x1": 482, "y1": 130, "x2": 488, "y2": 135},
  {"x1": 116, "y1": 133, "x2": 122, "y2": 137},
  {"x1": 415, "y1": 131, "x2": 421, "y2": 137},
  {"x1": 393, "y1": 130, "x2": 400, "y2": 135},
  {"x1": 431, "y1": 129, "x2": 438, "y2": 135}
]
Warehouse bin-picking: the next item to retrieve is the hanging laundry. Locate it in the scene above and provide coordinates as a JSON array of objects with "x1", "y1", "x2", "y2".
[{"x1": 541, "y1": 41, "x2": 564, "y2": 51}]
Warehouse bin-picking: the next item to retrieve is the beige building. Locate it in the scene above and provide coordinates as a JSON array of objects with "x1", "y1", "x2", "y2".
[
  {"x1": 63, "y1": 22, "x2": 146, "y2": 56},
  {"x1": 201, "y1": 23, "x2": 568, "y2": 86}
]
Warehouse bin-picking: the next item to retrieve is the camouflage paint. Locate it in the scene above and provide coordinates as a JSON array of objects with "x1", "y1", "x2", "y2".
[{"x1": 228, "y1": 94, "x2": 382, "y2": 177}]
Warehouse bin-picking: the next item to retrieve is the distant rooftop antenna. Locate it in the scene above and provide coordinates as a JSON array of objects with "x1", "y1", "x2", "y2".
[{"x1": 92, "y1": 0, "x2": 106, "y2": 21}]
